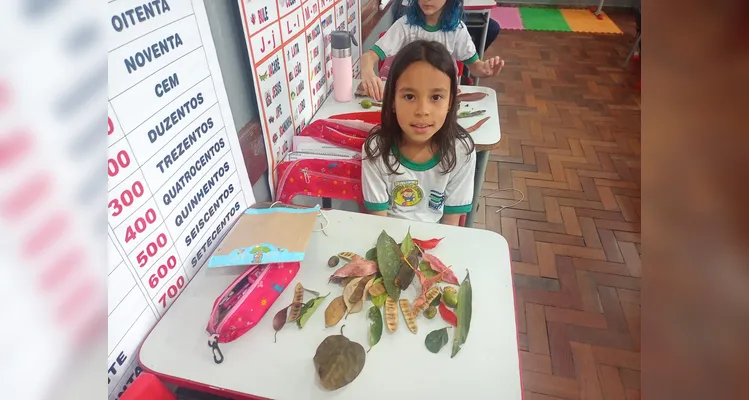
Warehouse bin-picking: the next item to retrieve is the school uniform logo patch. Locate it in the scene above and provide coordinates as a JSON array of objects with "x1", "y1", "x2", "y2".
[
  {"x1": 428, "y1": 190, "x2": 445, "y2": 211},
  {"x1": 392, "y1": 180, "x2": 423, "y2": 207}
]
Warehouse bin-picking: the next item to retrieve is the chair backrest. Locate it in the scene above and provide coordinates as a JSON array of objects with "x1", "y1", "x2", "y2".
[{"x1": 376, "y1": 32, "x2": 465, "y2": 79}]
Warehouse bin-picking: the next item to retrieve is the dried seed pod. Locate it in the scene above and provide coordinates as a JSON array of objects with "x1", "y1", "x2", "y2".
[
  {"x1": 413, "y1": 286, "x2": 441, "y2": 316},
  {"x1": 287, "y1": 283, "x2": 305, "y2": 322},
  {"x1": 384, "y1": 296, "x2": 398, "y2": 333},
  {"x1": 367, "y1": 280, "x2": 386, "y2": 297},
  {"x1": 328, "y1": 256, "x2": 340, "y2": 267},
  {"x1": 337, "y1": 252, "x2": 359, "y2": 261},
  {"x1": 399, "y1": 299, "x2": 418, "y2": 334}
]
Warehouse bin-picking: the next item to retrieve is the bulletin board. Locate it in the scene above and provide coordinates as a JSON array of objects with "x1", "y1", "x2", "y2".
[
  {"x1": 107, "y1": 1, "x2": 256, "y2": 399},
  {"x1": 237, "y1": 0, "x2": 363, "y2": 194}
]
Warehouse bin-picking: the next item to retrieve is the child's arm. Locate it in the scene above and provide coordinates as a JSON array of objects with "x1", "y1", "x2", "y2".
[
  {"x1": 362, "y1": 146, "x2": 391, "y2": 216},
  {"x1": 360, "y1": 20, "x2": 407, "y2": 100},
  {"x1": 441, "y1": 144, "x2": 477, "y2": 225},
  {"x1": 466, "y1": 56, "x2": 505, "y2": 78},
  {"x1": 455, "y1": 24, "x2": 504, "y2": 79},
  {"x1": 360, "y1": 51, "x2": 384, "y2": 101},
  {"x1": 441, "y1": 213, "x2": 462, "y2": 226}
]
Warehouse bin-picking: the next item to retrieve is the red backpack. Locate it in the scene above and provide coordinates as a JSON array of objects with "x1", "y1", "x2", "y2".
[{"x1": 275, "y1": 158, "x2": 365, "y2": 212}]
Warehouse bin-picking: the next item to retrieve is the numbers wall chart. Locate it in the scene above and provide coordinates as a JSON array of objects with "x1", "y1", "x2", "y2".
[
  {"x1": 107, "y1": 1, "x2": 256, "y2": 399},
  {"x1": 238, "y1": 0, "x2": 362, "y2": 193}
]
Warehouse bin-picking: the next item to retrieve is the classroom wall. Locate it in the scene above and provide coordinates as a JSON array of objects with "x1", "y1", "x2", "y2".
[{"x1": 203, "y1": 0, "x2": 273, "y2": 203}]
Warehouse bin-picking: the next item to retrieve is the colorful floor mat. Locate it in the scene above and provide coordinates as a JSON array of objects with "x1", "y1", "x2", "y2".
[{"x1": 490, "y1": 6, "x2": 623, "y2": 34}]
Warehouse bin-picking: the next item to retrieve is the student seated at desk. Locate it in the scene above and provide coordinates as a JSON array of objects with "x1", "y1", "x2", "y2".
[
  {"x1": 359, "y1": 0, "x2": 504, "y2": 101},
  {"x1": 396, "y1": 0, "x2": 501, "y2": 54},
  {"x1": 361, "y1": 40, "x2": 476, "y2": 226}
]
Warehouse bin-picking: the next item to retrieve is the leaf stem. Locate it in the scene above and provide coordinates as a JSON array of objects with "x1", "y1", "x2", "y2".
[{"x1": 340, "y1": 324, "x2": 346, "y2": 336}]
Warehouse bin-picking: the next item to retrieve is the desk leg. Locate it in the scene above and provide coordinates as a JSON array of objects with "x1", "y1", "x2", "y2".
[
  {"x1": 474, "y1": 11, "x2": 490, "y2": 87},
  {"x1": 465, "y1": 149, "x2": 489, "y2": 227}
]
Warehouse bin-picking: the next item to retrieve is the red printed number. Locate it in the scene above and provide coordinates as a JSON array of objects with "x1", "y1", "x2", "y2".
[
  {"x1": 109, "y1": 181, "x2": 145, "y2": 217},
  {"x1": 137, "y1": 233, "x2": 168, "y2": 267},
  {"x1": 108, "y1": 117, "x2": 114, "y2": 135},
  {"x1": 124, "y1": 208, "x2": 157, "y2": 243},
  {"x1": 108, "y1": 150, "x2": 131, "y2": 177},
  {"x1": 148, "y1": 255, "x2": 177, "y2": 288},
  {"x1": 158, "y1": 275, "x2": 185, "y2": 307}
]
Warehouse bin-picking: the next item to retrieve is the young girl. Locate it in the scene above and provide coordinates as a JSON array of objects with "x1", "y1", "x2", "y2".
[
  {"x1": 359, "y1": 0, "x2": 504, "y2": 101},
  {"x1": 362, "y1": 40, "x2": 476, "y2": 225}
]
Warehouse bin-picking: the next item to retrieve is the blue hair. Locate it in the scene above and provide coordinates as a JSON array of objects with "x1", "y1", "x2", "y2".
[{"x1": 405, "y1": 0, "x2": 464, "y2": 32}]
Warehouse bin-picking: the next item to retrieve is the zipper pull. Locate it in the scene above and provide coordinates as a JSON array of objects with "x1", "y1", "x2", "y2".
[
  {"x1": 301, "y1": 168, "x2": 311, "y2": 183},
  {"x1": 208, "y1": 334, "x2": 224, "y2": 364}
]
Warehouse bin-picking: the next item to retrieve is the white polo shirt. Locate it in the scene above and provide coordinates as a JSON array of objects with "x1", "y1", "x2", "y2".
[
  {"x1": 362, "y1": 140, "x2": 477, "y2": 223},
  {"x1": 371, "y1": 16, "x2": 479, "y2": 65}
]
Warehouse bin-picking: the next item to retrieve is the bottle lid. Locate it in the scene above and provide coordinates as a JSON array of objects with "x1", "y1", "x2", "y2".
[{"x1": 330, "y1": 30, "x2": 358, "y2": 50}]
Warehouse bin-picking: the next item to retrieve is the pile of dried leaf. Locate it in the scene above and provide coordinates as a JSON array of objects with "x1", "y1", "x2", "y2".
[{"x1": 273, "y1": 229, "x2": 473, "y2": 391}]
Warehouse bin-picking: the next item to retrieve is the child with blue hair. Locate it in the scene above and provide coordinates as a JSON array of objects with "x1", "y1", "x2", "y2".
[{"x1": 359, "y1": 0, "x2": 504, "y2": 101}]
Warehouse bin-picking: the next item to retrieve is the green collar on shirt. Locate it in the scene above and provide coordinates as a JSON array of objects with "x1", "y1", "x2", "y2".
[
  {"x1": 421, "y1": 21, "x2": 441, "y2": 32},
  {"x1": 392, "y1": 146, "x2": 440, "y2": 171}
]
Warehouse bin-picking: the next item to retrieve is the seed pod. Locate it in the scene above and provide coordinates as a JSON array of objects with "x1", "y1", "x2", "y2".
[
  {"x1": 384, "y1": 296, "x2": 398, "y2": 332},
  {"x1": 413, "y1": 286, "x2": 441, "y2": 316},
  {"x1": 327, "y1": 256, "x2": 340, "y2": 267},
  {"x1": 399, "y1": 299, "x2": 418, "y2": 334},
  {"x1": 337, "y1": 252, "x2": 359, "y2": 261},
  {"x1": 287, "y1": 283, "x2": 305, "y2": 322},
  {"x1": 424, "y1": 306, "x2": 437, "y2": 319},
  {"x1": 443, "y1": 286, "x2": 459, "y2": 308},
  {"x1": 368, "y1": 280, "x2": 386, "y2": 297}
]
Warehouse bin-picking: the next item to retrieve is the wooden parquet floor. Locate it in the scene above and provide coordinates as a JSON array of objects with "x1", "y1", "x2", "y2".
[{"x1": 476, "y1": 11, "x2": 641, "y2": 400}]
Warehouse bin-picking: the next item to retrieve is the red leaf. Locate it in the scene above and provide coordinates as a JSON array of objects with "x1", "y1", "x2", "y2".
[
  {"x1": 421, "y1": 253, "x2": 459, "y2": 285},
  {"x1": 413, "y1": 237, "x2": 444, "y2": 250},
  {"x1": 439, "y1": 301, "x2": 457, "y2": 327},
  {"x1": 329, "y1": 255, "x2": 378, "y2": 281}
]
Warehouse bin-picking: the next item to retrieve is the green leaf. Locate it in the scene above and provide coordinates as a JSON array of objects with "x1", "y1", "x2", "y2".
[
  {"x1": 371, "y1": 292, "x2": 387, "y2": 307},
  {"x1": 451, "y1": 271, "x2": 472, "y2": 358},
  {"x1": 425, "y1": 327, "x2": 449, "y2": 353},
  {"x1": 297, "y1": 293, "x2": 329, "y2": 328},
  {"x1": 400, "y1": 228, "x2": 415, "y2": 257},
  {"x1": 376, "y1": 230, "x2": 401, "y2": 300},
  {"x1": 365, "y1": 246, "x2": 377, "y2": 261},
  {"x1": 418, "y1": 260, "x2": 437, "y2": 278},
  {"x1": 367, "y1": 306, "x2": 383, "y2": 352}
]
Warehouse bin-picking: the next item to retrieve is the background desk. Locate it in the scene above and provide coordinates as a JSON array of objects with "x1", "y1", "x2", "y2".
[
  {"x1": 313, "y1": 80, "x2": 502, "y2": 226},
  {"x1": 139, "y1": 210, "x2": 520, "y2": 399}
]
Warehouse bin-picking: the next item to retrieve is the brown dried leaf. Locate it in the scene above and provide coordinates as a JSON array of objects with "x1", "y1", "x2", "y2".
[
  {"x1": 273, "y1": 305, "x2": 289, "y2": 343},
  {"x1": 314, "y1": 325, "x2": 366, "y2": 391},
  {"x1": 399, "y1": 298, "x2": 418, "y2": 334},
  {"x1": 384, "y1": 296, "x2": 398, "y2": 332},
  {"x1": 325, "y1": 296, "x2": 347, "y2": 327},
  {"x1": 343, "y1": 277, "x2": 364, "y2": 315}
]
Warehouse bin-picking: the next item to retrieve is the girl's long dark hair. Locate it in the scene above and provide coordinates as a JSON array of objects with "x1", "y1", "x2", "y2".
[{"x1": 364, "y1": 40, "x2": 474, "y2": 175}]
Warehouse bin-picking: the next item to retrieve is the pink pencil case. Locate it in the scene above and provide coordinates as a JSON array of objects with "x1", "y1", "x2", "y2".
[{"x1": 206, "y1": 262, "x2": 300, "y2": 364}]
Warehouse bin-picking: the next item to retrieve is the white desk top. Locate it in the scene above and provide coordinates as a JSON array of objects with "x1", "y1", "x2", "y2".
[
  {"x1": 313, "y1": 80, "x2": 501, "y2": 148},
  {"x1": 464, "y1": 0, "x2": 496, "y2": 10},
  {"x1": 139, "y1": 210, "x2": 520, "y2": 400}
]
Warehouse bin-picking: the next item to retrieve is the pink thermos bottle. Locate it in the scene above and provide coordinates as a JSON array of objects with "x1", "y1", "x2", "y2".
[{"x1": 331, "y1": 30, "x2": 358, "y2": 102}]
